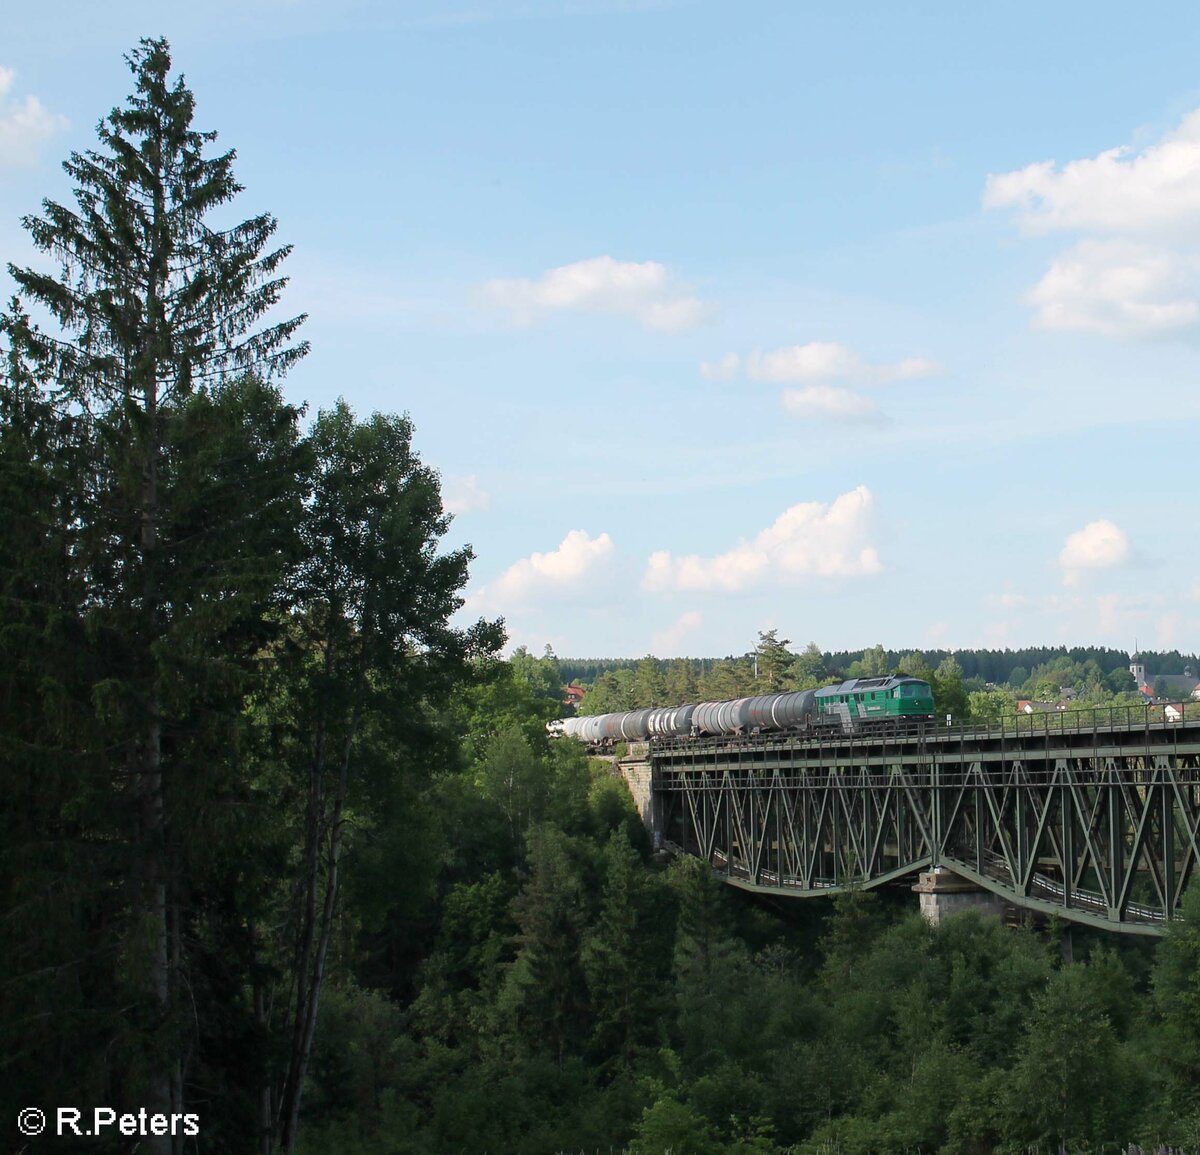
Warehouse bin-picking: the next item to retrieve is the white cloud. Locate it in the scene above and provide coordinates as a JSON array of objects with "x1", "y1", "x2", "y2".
[
  {"x1": 749, "y1": 341, "x2": 864, "y2": 383},
  {"x1": 699, "y1": 351, "x2": 740, "y2": 380},
  {"x1": 652, "y1": 610, "x2": 703, "y2": 655},
  {"x1": 1023, "y1": 239, "x2": 1200, "y2": 336},
  {"x1": 781, "y1": 384, "x2": 883, "y2": 423},
  {"x1": 472, "y1": 529, "x2": 615, "y2": 611},
  {"x1": 745, "y1": 341, "x2": 940, "y2": 385},
  {"x1": 700, "y1": 340, "x2": 939, "y2": 422},
  {"x1": 0, "y1": 67, "x2": 67, "y2": 167},
  {"x1": 482, "y1": 255, "x2": 710, "y2": 331},
  {"x1": 986, "y1": 109, "x2": 1200, "y2": 338},
  {"x1": 1059, "y1": 519, "x2": 1130, "y2": 585},
  {"x1": 642, "y1": 486, "x2": 882, "y2": 593},
  {"x1": 984, "y1": 110, "x2": 1200, "y2": 238},
  {"x1": 442, "y1": 473, "x2": 491, "y2": 515}
]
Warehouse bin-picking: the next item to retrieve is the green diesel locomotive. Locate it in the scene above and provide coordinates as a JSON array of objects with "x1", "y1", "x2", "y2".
[{"x1": 814, "y1": 675, "x2": 935, "y2": 730}]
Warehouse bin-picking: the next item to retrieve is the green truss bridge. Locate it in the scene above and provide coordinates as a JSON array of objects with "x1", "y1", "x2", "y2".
[{"x1": 630, "y1": 706, "x2": 1200, "y2": 935}]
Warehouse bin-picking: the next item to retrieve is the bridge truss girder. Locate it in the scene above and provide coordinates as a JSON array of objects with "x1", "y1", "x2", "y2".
[{"x1": 654, "y1": 729, "x2": 1200, "y2": 934}]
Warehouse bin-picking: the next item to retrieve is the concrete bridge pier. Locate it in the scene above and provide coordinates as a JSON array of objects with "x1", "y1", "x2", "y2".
[{"x1": 912, "y1": 867, "x2": 1007, "y2": 926}]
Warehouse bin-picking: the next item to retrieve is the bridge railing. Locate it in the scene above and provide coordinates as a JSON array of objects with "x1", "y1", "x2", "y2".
[
  {"x1": 965, "y1": 700, "x2": 1197, "y2": 740},
  {"x1": 972, "y1": 849, "x2": 1166, "y2": 925},
  {"x1": 647, "y1": 700, "x2": 1200, "y2": 755}
]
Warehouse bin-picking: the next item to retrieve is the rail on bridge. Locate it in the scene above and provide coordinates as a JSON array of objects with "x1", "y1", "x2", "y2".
[{"x1": 648, "y1": 705, "x2": 1200, "y2": 935}]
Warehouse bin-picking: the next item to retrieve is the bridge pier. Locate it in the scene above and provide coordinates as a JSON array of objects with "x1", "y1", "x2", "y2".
[
  {"x1": 912, "y1": 867, "x2": 1007, "y2": 926},
  {"x1": 614, "y1": 746, "x2": 655, "y2": 834}
]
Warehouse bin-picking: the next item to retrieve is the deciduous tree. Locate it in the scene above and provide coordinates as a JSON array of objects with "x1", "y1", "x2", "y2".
[{"x1": 265, "y1": 402, "x2": 501, "y2": 1152}]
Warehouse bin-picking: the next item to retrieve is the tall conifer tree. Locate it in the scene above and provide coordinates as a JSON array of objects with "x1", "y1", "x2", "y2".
[{"x1": 2, "y1": 38, "x2": 307, "y2": 1150}]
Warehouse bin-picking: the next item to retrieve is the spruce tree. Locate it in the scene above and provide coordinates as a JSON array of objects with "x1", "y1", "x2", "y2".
[{"x1": 2, "y1": 38, "x2": 306, "y2": 1149}]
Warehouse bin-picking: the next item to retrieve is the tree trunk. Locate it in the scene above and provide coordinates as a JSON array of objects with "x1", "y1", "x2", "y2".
[
  {"x1": 138, "y1": 365, "x2": 173, "y2": 1155},
  {"x1": 279, "y1": 638, "x2": 365, "y2": 1155},
  {"x1": 254, "y1": 965, "x2": 273, "y2": 1155},
  {"x1": 276, "y1": 631, "x2": 333, "y2": 1148}
]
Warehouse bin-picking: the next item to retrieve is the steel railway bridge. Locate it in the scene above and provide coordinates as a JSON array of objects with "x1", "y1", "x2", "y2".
[{"x1": 637, "y1": 707, "x2": 1200, "y2": 935}]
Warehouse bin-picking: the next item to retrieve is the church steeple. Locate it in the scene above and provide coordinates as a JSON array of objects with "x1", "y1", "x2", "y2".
[{"x1": 1129, "y1": 644, "x2": 1145, "y2": 690}]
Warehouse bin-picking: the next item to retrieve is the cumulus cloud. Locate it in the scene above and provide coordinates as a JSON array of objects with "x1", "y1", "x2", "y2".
[
  {"x1": 984, "y1": 110, "x2": 1200, "y2": 237},
  {"x1": 986, "y1": 109, "x2": 1200, "y2": 338},
  {"x1": 749, "y1": 341, "x2": 864, "y2": 383},
  {"x1": 1024, "y1": 239, "x2": 1200, "y2": 336},
  {"x1": 482, "y1": 256, "x2": 710, "y2": 331},
  {"x1": 652, "y1": 610, "x2": 703, "y2": 655},
  {"x1": 1059, "y1": 519, "x2": 1130, "y2": 585},
  {"x1": 745, "y1": 341, "x2": 940, "y2": 385},
  {"x1": 0, "y1": 67, "x2": 67, "y2": 167},
  {"x1": 699, "y1": 340, "x2": 940, "y2": 422},
  {"x1": 441, "y1": 474, "x2": 491, "y2": 516},
  {"x1": 472, "y1": 529, "x2": 615, "y2": 611},
  {"x1": 781, "y1": 385, "x2": 883, "y2": 423},
  {"x1": 642, "y1": 486, "x2": 882, "y2": 594}
]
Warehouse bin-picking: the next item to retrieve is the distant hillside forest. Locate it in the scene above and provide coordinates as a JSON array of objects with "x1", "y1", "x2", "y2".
[
  {"x1": 560, "y1": 646, "x2": 1198, "y2": 688},
  {"x1": 556, "y1": 639, "x2": 1200, "y2": 721}
]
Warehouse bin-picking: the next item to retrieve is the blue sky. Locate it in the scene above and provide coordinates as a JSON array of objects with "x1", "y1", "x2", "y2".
[{"x1": 4, "y1": 1, "x2": 1200, "y2": 659}]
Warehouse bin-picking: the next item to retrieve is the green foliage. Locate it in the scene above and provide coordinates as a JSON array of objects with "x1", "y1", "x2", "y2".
[
  {"x1": 754, "y1": 629, "x2": 795, "y2": 692},
  {"x1": 630, "y1": 1094, "x2": 720, "y2": 1155},
  {"x1": 699, "y1": 656, "x2": 755, "y2": 701},
  {"x1": 1150, "y1": 884, "x2": 1200, "y2": 1124},
  {"x1": 502, "y1": 824, "x2": 592, "y2": 1065},
  {"x1": 848, "y1": 642, "x2": 888, "y2": 678},
  {"x1": 633, "y1": 653, "x2": 669, "y2": 705},
  {"x1": 895, "y1": 650, "x2": 934, "y2": 681},
  {"x1": 791, "y1": 641, "x2": 828, "y2": 689},
  {"x1": 579, "y1": 666, "x2": 636, "y2": 714},
  {"x1": 475, "y1": 725, "x2": 552, "y2": 851},
  {"x1": 932, "y1": 654, "x2": 970, "y2": 720},
  {"x1": 968, "y1": 687, "x2": 1017, "y2": 722},
  {"x1": 665, "y1": 657, "x2": 700, "y2": 703},
  {"x1": 583, "y1": 831, "x2": 675, "y2": 1070},
  {"x1": 452, "y1": 648, "x2": 559, "y2": 762},
  {"x1": 1002, "y1": 962, "x2": 1147, "y2": 1147}
]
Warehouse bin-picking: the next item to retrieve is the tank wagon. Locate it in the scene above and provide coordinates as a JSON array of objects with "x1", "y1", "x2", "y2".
[{"x1": 554, "y1": 676, "x2": 934, "y2": 746}]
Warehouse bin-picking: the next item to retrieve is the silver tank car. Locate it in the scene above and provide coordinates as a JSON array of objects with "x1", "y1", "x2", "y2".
[
  {"x1": 743, "y1": 689, "x2": 817, "y2": 730},
  {"x1": 695, "y1": 697, "x2": 753, "y2": 735},
  {"x1": 647, "y1": 703, "x2": 697, "y2": 737},
  {"x1": 555, "y1": 689, "x2": 819, "y2": 746},
  {"x1": 619, "y1": 708, "x2": 655, "y2": 740}
]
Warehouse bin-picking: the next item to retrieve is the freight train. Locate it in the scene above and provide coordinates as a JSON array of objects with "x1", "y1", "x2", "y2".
[{"x1": 550, "y1": 675, "x2": 936, "y2": 746}]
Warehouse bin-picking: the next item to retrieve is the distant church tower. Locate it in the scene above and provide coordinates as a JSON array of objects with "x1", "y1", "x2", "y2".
[{"x1": 1130, "y1": 648, "x2": 1146, "y2": 689}]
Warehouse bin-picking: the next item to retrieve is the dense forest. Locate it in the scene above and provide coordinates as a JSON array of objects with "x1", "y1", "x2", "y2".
[
  {"x1": 559, "y1": 646, "x2": 1200, "y2": 693},
  {"x1": 5, "y1": 40, "x2": 1200, "y2": 1155},
  {"x1": 567, "y1": 635, "x2": 1198, "y2": 723}
]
